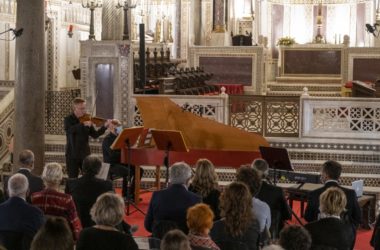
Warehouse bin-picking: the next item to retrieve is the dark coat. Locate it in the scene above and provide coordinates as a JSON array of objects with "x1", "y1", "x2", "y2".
[
  {"x1": 3, "y1": 169, "x2": 44, "y2": 202},
  {"x1": 64, "y1": 113, "x2": 106, "y2": 160},
  {"x1": 102, "y1": 132, "x2": 121, "y2": 164},
  {"x1": 305, "y1": 217, "x2": 355, "y2": 250},
  {"x1": 65, "y1": 175, "x2": 113, "y2": 228},
  {"x1": 371, "y1": 214, "x2": 380, "y2": 250},
  {"x1": 304, "y1": 181, "x2": 361, "y2": 226},
  {"x1": 0, "y1": 196, "x2": 44, "y2": 250},
  {"x1": 188, "y1": 184, "x2": 221, "y2": 221},
  {"x1": 144, "y1": 184, "x2": 201, "y2": 233},
  {"x1": 210, "y1": 219, "x2": 260, "y2": 250}
]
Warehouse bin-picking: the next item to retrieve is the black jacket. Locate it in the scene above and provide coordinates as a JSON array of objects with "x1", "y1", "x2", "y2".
[
  {"x1": 305, "y1": 217, "x2": 355, "y2": 250},
  {"x1": 304, "y1": 181, "x2": 361, "y2": 226},
  {"x1": 102, "y1": 133, "x2": 121, "y2": 164},
  {"x1": 65, "y1": 175, "x2": 113, "y2": 228},
  {"x1": 64, "y1": 113, "x2": 106, "y2": 160},
  {"x1": 3, "y1": 169, "x2": 44, "y2": 202}
]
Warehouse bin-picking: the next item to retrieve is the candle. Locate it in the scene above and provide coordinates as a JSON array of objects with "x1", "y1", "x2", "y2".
[{"x1": 69, "y1": 25, "x2": 73, "y2": 32}]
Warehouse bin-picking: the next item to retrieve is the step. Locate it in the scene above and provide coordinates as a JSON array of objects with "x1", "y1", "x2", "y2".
[{"x1": 275, "y1": 76, "x2": 342, "y2": 84}]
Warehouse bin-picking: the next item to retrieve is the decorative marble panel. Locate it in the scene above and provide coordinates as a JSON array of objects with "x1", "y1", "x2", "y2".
[
  {"x1": 45, "y1": 89, "x2": 81, "y2": 135},
  {"x1": 302, "y1": 97, "x2": 380, "y2": 139},
  {"x1": 229, "y1": 95, "x2": 299, "y2": 137}
]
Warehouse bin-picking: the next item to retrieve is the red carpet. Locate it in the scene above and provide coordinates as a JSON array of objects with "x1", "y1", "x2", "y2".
[{"x1": 122, "y1": 192, "x2": 374, "y2": 250}]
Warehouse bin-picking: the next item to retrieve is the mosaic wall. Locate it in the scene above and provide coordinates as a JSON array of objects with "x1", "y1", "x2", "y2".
[
  {"x1": 229, "y1": 95, "x2": 300, "y2": 137},
  {"x1": 45, "y1": 89, "x2": 81, "y2": 135}
]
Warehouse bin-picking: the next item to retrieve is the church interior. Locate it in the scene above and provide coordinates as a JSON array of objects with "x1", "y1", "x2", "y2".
[{"x1": 1, "y1": 0, "x2": 380, "y2": 249}]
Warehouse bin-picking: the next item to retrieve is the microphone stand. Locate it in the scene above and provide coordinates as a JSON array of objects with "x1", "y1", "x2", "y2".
[{"x1": 163, "y1": 141, "x2": 172, "y2": 187}]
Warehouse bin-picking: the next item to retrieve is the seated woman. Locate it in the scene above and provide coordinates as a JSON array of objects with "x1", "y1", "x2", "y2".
[
  {"x1": 189, "y1": 159, "x2": 221, "y2": 220},
  {"x1": 31, "y1": 163, "x2": 82, "y2": 240},
  {"x1": 76, "y1": 193, "x2": 138, "y2": 250},
  {"x1": 210, "y1": 182, "x2": 260, "y2": 250},
  {"x1": 31, "y1": 216, "x2": 74, "y2": 250},
  {"x1": 187, "y1": 204, "x2": 220, "y2": 250},
  {"x1": 304, "y1": 187, "x2": 355, "y2": 250}
]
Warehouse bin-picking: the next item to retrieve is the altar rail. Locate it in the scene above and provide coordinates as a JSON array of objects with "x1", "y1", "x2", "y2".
[
  {"x1": 229, "y1": 95, "x2": 300, "y2": 137},
  {"x1": 302, "y1": 96, "x2": 380, "y2": 140}
]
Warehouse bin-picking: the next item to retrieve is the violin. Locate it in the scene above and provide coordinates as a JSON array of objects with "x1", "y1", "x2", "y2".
[{"x1": 79, "y1": 114, "x2": 107, "y2": 127}]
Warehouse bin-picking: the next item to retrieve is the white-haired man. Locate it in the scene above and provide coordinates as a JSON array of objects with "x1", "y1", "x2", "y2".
[
  {"x1": 0, "y1": 173, "x2": 44, "y2": 250},
  {"x1": 144, "y1": 162, "x2": 201, "y2": 235}
]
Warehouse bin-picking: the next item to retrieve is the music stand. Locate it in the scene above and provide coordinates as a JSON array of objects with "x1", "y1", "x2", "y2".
[
  {"x1": 111, "y1": 126, "x2": 145, "y2": 216},
  {"x1": 151, "y1": 129, "x2": 189, "y2": 187}
]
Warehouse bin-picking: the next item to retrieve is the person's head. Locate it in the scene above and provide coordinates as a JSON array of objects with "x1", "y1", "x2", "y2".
[
  {"x1": 42, "y1": 163, "x2": 63, "y2": 188},
  {"x1": 19, "y1": 149, "x2": 34, "y2": 169},
  {"x1": 252, "y1": 158, "x2": 269, "y2": 178},
  {"x1": 160, "y1": 229, "x2": 191, "y2": 250},
  {"x1": 262, "y1": 245, "x2": 285, "y2": 250},
  {"x1": 108, "y1": 119, "x2": 122, "y2": 135},
  {"x1": 191, "y1": 158, "x2": 219, "y2": 197},
  {"x1": 279, "y1": 225, "x2": 311, "y2": 250},
  {"x1": 220, "y1": 181, "x2": 253, "y2": 238},
  {"x1": 30, "y1": 216, "x2": 74, "y2": 250},
  {"x1": 90, "y1": 193, "x2": 125, "y2": 227},
  {"x1": 321, "y1": 160, "x2": 342, "y2": 182},
  {"x1": 319, "y1": 187, "x2": 347, "y2": 217},
  {"x1": 187, "y1": 203, "x2": 214, "y2": 235},
  {"x1": 8, "y1": 173, "x2": 29, "y2": 198},
  {"x1": 169, "y1": 162, "x2": 192, "y2": 186},
  {"x1": 72, "y1": 97, "x2": 86, "y2": 118},
  {"x1": 82, "y1": 154, "x2": 102, "y2": 177},
  {"x1": 236, "y1": 165, "x2": 262, "y2": 197}
]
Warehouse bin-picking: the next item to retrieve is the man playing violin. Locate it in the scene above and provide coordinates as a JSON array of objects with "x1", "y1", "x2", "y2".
[{"x1": 64, "y1": 97, "x2": 111, "y2": 178}]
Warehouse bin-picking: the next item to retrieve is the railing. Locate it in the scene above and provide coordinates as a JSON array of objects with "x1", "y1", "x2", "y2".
[
  {"x1": 229, "y1": 95, "x2": 300, "y2": 137},
  {"x1": 302, "y1": 96, "x2": 380, "y2": 140}
]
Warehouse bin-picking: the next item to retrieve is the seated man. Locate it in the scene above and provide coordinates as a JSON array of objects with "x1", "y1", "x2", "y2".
[
  {"x1": 0, "y1": 173, "x2": 44, "y2": 250},
  {"x1": 144, "y1": 162, "x2": 201, "y2": 234},
  {"x1": 304, "y1": 160, "x2": 361, "y2": 226},
  {"x1": 102, "y1": 120, "x2": 144, "y2": 200},
  {"x1": 3, "y1": 149, "x2": 44, "y2": 202},
  {"x1": 65, "y1": 155, "x2": 113, "y2": 228},
  {"x1": 252, "y1": 159, "x2": 291, "y2": 239}
]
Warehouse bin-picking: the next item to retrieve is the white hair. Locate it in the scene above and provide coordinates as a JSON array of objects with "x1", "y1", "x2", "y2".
[
  {"x1": 42, "y1": 162, "x2": 63, "y2": 186},
  {"x1": 8, "y1": 173, "x2": 29, "y2": 197},
  {"x1": 262, "y1": 245, "x2": 285, "y2": 250},
  {"x1": 169, "y1": 162, "x2": 192, "y2": 185}
]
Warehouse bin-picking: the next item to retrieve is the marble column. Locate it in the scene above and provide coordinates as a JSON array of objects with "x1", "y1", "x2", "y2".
[
  {"x1": 213, "y1": 0, "x2": 226, "y2": 32},
  {"x1": 193, "y1": 0, "x2": 202, "y2": 45},
  {"x1": 14, "y1": 0, "x2": 46, "y2": 174},
  {"x1": 175, "y1": 0, "x2": 181, "y2": 58}
]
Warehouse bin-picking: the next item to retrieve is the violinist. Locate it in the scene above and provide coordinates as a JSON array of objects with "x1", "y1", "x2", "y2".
[{"x1": 64, "y1": 97, "x2": 111, "y2": 178}]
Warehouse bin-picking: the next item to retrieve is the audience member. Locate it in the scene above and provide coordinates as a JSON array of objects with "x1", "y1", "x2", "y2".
[
  {"x1": 210, "y1": 182, "x2": 260, "y2": 250},
  {"x1": 304, "y1": 161, "x2": 361, "y2": 226},
  {"x1": 252, "y1": 159, "x2": 291, "y2": 238},
  {"x1": 161, "y1": 229, "x2": 192, "y2": 250},
  {"x1": 0, "y1": 174, "x2": 44, "y2": 250},
  {"x1": 31, "y1": 163, "x2": 82, "y2": 240},
  {"x1": 305, "y1": 187, "x2": 354, "y2": 250},
  {"x1": 262, "y1": 245, "x2": 285, "y2": 250},
  {"x1": 65, "y1": 155, "x2": 113, "y2": 228},
  {"x1": 236, "y1": 165, "x2": 271, "y2": 233},
  {"x1": 187, "y1": 203, "x2": 220, "y2": 250},
  {"x1": 3, "y1": 149, "x2": 44, "y2": 201},
  {"x1": 279, "y1": 225, "x2": 311, "y2": 250},
  {"x1": 145, "y1": 162, "x2": 201, "y2": 234},
  {"x1": 76, "y1": 193, "x2": 138, "y2": 250},
  {"x1": 0, "y1": 189, "x2": 4, "y2": 204},
  {"x1": 102, "y1": 119, "x2": 144, "y2": 200},
  {"x1": 30, "y1": 216, "x2": 74, "y2": 250},
  {"x1": 189, "y1": 159, "x2": 221, "y2": 220}
]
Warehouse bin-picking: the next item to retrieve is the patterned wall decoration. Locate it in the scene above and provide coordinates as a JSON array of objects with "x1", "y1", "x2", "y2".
[
  {"x1": 229, "y1": 95, "x2": 300, "y2": 137},
  {"x1": 45, "y1": 89, "x2": 81, "y2": 135}
]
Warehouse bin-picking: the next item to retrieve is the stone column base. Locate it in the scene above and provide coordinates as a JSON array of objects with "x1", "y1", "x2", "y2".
[{"x1": 210, "y1": 32, "x2": 231, "y2": 46}]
